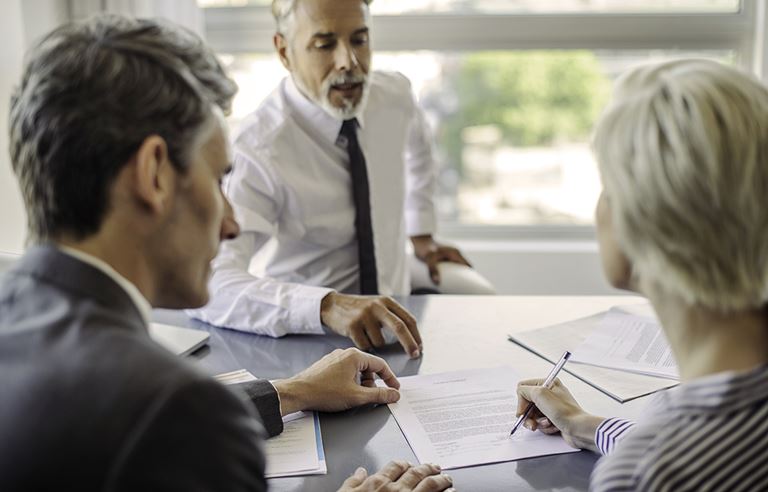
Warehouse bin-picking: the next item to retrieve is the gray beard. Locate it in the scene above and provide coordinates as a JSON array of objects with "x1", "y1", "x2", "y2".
[{"x1": 293, "y1": 74, "x2": 371, "y2": 121}]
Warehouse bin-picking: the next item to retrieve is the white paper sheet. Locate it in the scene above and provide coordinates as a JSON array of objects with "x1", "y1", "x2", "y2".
[
  {"x1": 215, "y1": 370, "x2": 327, "y2": 478},
  {"x1": 572, "y1": 308, "x2": 679, "y2": 379},
  {"x1": 379, "y1": 368, "x2": 578, "y2": 470},
  {"x1": 264, "y1": 411, "x2": 327, "y2": 478},
  {"x1": 214, "y1": 368, "x2": 258, "y2": 385},
  {"x1": 508, "y1": 305, "x2": 678, "y2": 403}
]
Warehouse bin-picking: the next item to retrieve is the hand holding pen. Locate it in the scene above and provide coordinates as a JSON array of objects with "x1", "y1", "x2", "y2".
[
  {"x1": 510, "y1": 351, "x2": 572, "y2": 436},
  {"x1": 512, "y1": 352, "x2": 606, "y2": 453}
]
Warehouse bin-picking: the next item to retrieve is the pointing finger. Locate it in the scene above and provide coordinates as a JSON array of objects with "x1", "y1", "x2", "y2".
[
  {"x1": 384, "y1": 298, "x2": 422, "y2": 348},
  {"x1": 373, "y1": 303, "x2": 420, "y2": 358}
]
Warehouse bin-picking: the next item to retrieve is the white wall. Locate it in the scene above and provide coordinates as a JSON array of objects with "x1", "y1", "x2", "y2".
[
  {"x1": 21, "y1": 0, "x2": 70, "y2": 47},
  {"x1": 453, "y1": 239, "x2": 623, "y2": 295},
  {"x1": 0, "y1": 0, "x2": 71, "y2": 255},
  {"x1": 755, "y1": 0, "x2": 768, "y2": 81},
  {"x1": 0, "y1": 0, "x2": 27, "y2": 254}
]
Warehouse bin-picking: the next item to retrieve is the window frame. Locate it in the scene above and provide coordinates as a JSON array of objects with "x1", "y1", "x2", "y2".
[{"x1": 202, "y1": 1, "x2": 761, "y2": 241}]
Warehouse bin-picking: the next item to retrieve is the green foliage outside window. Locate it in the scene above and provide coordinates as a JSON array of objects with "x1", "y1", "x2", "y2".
[{"x1": 438, "y1": 51, "x2": 612, "y2": 174}]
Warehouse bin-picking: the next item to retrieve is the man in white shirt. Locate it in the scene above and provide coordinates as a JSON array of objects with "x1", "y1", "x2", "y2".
[{"x1": 194, "y1": 0, "x2": 472, "y2": 357}]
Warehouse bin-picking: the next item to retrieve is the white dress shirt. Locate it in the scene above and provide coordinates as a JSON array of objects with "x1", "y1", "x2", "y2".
[{"x1": 192, "y1": 71, "x2": 437, "y2": 337}]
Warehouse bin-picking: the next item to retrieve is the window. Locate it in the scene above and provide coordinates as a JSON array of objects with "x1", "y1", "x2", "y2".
[
  {"x1": 373, "y1": 0, "x2": 742, "y2": 14},
  {"x1": 200, "y1": 0, "x2": 741, "y2": 13},
  {"x1": 200, "y1": 0, "x2": 757, "y2": 234}
]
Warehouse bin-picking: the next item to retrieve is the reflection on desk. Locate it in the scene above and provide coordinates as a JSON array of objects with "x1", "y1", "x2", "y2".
[{"x1": 154, "y1": 295, "x2": 649, "y2": 492}]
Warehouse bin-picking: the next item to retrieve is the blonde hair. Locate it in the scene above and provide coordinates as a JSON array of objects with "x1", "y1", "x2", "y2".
[{"x1": 593, "y1": 60, "x2": 768, "y2": 311}]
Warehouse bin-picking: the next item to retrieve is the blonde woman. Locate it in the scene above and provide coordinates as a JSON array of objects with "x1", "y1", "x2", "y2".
[{"x1": 516, "y1": 59, "x2": 768, "y2": 491}]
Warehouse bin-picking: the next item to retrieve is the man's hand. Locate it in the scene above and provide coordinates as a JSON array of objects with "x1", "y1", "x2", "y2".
[
  {"x1": 272, "y1": 348, "x2": 402, "y2": 415},
  {"x1": 516, "y1": 378, "x2": 605, "y2": 453},
  {"x1": 338, "y1": 461, "x2": 454, "y2": 492},
  {"x1": 411, "y1": 235, "x2": 471, "y2": 285},
  {"x1": 321, "y1": 292, "x2": 422, "y2": 358}
]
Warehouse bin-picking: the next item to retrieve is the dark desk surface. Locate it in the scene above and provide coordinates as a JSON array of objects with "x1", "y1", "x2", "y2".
[{"x1": 154, "y1": 295, "x2": 648, "y2": 492}]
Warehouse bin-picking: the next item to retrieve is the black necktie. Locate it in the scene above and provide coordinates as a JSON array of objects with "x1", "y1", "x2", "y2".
[{"x1": 340, "y1": 118, "x2": 378, "y2": 295}]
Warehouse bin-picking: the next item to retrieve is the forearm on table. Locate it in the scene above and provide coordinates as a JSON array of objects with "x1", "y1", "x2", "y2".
[
  {"x1": 271, "y1": 377, "x2": 308, "y2": 417},
  {"x1": 197, "y1": 266, "x2": 331, "y2": 336}
]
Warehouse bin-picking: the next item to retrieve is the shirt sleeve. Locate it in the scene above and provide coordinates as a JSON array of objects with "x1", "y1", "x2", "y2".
[
  {"x1": 189, "y1": 232, "x2": 332, "y2": 337},
  {"x1": 402, "y1": 79, "x2": 438, "y2": 237},
  {"x1": 231, "y1": 380, "x2": 284, "y2": 438},
  {"x1": 595, "y1": 417, "x2": 637, "y2": 456},
  {"x1": 189, "y1": 149, "x2": 333, "y2": 337}
]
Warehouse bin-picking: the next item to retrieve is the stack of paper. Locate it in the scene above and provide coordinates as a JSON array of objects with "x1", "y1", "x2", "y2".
[
  {"x1": 378, "y1": 368, "x2": 578, "y2": 470},
  {"x1": 215, "y1": 369, "x2": 327, "y2": 478},
  {"x1": 571, "y1": 307, "x2": 679, "y2": 379},
  {"x1": 264, "y1": 411, "x2": 327, "y2": 478},
  {"x1": 214, "y1": 368, "x2": 257, "y2": 385},
  {"x1": 508, "y1": 304, "x2": 678, "y2": 402}
]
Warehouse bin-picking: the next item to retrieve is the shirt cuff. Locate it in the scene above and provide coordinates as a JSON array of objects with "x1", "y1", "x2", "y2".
[
  {"x1": 287, "y1": 285, "x2": 335, "y2": 335},
  {"x1": 595, "y1": 417, "x2": 636, "y2": 456},
  {"x1": 405, "y1": 209, "x2": 437, "y2": 237}
]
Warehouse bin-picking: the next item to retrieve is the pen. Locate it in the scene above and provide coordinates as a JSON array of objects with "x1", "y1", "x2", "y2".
[{"x1": 509, "y1": 350, "x2": 572, "y2": 437}]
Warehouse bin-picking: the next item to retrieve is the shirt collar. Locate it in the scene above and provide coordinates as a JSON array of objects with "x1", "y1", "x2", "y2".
[
  {"x1": 284, "y1": 76, "x2": 366, "y2": 144},
  {"x1": 58, "y1": 245, "x2": 152, "y2": 327}
]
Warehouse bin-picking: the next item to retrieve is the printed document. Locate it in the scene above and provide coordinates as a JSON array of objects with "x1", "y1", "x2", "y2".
[
  {"x1": 508, "y1": 304, "x2": 678, "y2": 402},
  {"x1": 572, "y1": 307, "x2": 679, "y2": 379},
  {"x1": 215, "y1": 370, "x2": 327, "y2": 478},
  {"x1": 264, "y1": 411, "x2": 327, "y2": 478},
  {"x1": 379, "y1": 368, "x2": 578, "y2": 470}
]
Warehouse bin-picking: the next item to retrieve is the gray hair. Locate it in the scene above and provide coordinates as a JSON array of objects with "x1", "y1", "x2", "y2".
[
  {"x1": 9, "y1": 14, "x2": 237, "y2": 242},
  {"x1": 593, "y1": 59, "x2": 768, "y2": 311},
  {"x1": 272, "y1": 0, "x2": 373, "y2": 37}
]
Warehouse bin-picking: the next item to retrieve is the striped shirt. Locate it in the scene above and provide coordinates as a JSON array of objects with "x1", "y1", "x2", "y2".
[{"x1": 590, "y1": 364, "x2": 768, "y2": 491}]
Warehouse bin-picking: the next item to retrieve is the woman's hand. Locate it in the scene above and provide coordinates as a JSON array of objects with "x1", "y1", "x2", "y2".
[{"x1": 516, "y1": 378, "x2": 606, "y2": 453}]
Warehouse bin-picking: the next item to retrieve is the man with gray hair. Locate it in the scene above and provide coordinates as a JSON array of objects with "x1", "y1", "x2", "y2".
[
  {"x1": 194, "y1": 0, "x2": 475, "y2": 357},
  {"x1": 0, "y1": 14, "x2": 453, "y2": 492}
]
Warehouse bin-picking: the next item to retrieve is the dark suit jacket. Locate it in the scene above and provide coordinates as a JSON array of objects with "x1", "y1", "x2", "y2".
[{"x1": 0, "y1": 246, "x2": 280, "y2": 491}]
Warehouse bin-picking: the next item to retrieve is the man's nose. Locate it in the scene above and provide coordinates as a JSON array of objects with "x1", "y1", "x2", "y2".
[
  {"x1": 220, "y1": 197, "x2": 240, "y2": 241},
  {"x1": 335, "y1": 42, "x2": 359, "y2": 72}
]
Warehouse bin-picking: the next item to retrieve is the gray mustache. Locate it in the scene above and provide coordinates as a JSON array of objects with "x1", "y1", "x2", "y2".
[{"x1": 327, "y1": 74, "x2": 367, "y2": 86}]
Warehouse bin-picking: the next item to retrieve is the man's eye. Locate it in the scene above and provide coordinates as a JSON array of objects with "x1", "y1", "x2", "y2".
[
  {"x1": 352, "y1": 37, "x2": 368, "y2": 46},
  {"x1": 315, "y1": 41, "x2": 336, "y2": 50}
]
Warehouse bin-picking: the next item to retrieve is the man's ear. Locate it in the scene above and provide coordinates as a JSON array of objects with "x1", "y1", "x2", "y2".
[
  {"x1": 133, "y1": 135, "x2": 175, "y2": 215},
  {"x1": 274, "y1": 33, "x2": 292, "y2": 71}
]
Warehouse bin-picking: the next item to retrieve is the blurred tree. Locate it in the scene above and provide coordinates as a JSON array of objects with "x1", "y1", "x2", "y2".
[{"x1": 437, "y1": 51, "x2": 611, "y2": 174}]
